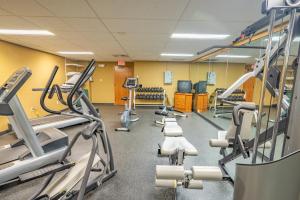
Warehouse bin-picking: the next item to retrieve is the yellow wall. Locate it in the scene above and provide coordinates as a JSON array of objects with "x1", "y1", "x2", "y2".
[
  {"x1": 134, "y1": 61, "x2": 191, "y2": 105},
  {"x1": 134, "y1": 61, "x2": 246, "y2": 105},
  {"x1": 66, "y1": 60, "x2": 116, "y2": 104},
  {"x1": 0, "y1": 40, "x2": 66, "y2": 131},
  {"x1": 190, "y1": 62, "x2": 246, "y2": 95},
  {"x1": 253, "y1": 79, "x2": 275, "y2": 105},
  {"x1": 90, "y1": 62, "x2": 115, "y2": 103}
]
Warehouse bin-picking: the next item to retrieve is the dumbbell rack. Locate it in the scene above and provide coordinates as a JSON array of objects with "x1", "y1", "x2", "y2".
[
  {"x1": 135, "y1": 87, "x2": 166, "y2": 106},
  {"x1": 209, "y1": 88, "x2": 246, "y2": 117}
]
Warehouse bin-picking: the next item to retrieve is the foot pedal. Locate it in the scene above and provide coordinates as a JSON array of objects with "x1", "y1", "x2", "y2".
[{"x1": 19, "y1": 162, "x2": 75, "y2": 182}]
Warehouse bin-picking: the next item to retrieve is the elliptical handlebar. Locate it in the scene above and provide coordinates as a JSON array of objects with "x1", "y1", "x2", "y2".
[
  {"x1": 48, "y1": 84, "x2": 67, "y2": 105},
  {"x1": 67, "y1": 59, "x2": 96, "y2": 115},
  {"x1": 40, "y1": 66, "x2": 62, "y2": 115}
]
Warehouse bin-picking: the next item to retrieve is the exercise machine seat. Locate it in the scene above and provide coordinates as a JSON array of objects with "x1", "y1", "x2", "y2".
[
  {"x1": 163, "y1": 124, "x2": 183, "y2": 137},
  {"x1": 161, "y1": 137, "x2": 198, "y2": 156}
]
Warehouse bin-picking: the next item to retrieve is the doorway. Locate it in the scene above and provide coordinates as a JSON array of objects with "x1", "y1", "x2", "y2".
[{"x1": 114, "y1": 64, "x2": 134, "y2": 105}]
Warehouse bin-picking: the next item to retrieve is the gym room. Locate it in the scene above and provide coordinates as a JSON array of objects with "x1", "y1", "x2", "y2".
[{"x1": 0, "y1": 0, "x2": 299, "y2": 200}]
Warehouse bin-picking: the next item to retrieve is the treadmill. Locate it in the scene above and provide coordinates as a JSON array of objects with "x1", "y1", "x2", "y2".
[
  {"x1": 24, "y1": 72, "x2": 89, "y2": 132},
  {"x1": 0, "y1": 68, "x2": 69, "y2": 186}
]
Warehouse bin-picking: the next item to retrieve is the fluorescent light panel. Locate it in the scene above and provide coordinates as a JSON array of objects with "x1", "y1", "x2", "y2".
[
  {"x1": 66, "y1": 63, "x2": 83, "y2": 67},
  {"x1": 216, "y1": 55, "x2": 251, "y2": 58},
  {"x1": 0, "y1": 29, "x2": 54, "y2": 35},
  {"x1": 171, "y1": 33, "x2": 230, "y2": 39},
  {"x1": 58, "y1": 51, "x2": 94, "y2": 55},
  {"x1": 160, "y1": 53, "x2": 194, "y2": 57}
]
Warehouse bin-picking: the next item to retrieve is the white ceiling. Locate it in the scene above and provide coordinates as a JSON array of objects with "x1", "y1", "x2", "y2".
[{"x1": 0, "y1": 0, "x2": 263, "y2": 61}]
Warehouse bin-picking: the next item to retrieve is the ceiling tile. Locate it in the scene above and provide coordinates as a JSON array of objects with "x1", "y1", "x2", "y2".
[
  {"x1": 164, "y1": 40, "x2": 229, "y2": 54},
  {"x1": 103, "y1": 19, "x2": 177, "y2": 34},
  {"x1": 174, "y1": 20, "x2": 248, "y2": 36},
  {"x1": 0, "y1": 8, "x2": 12, "y2": 15},
  {"x1": 0, "y1": 0, "x2": 264, "y2": 62},
  {"x1": 24, "y1": 17, "x2": 73, "y2": 32},
  {"x1": 62, "y1": 18, "x2": 109, "y2": 33},
  {"x1": 0, "y1": 16, "x2": 39, "y2": 29},
  {"x1": 36, "y1": 0, "x2": 96, "y2": 18},
  {"x1": 181, "y1": 0, "x2": 262, "y2": 22},
  {"x1": 114, "y1": 33, "x2": 169, "y2": 43},
  {"x1": 80, "y1": 32, "x2": 117, "y2": 43},
  {"x1": 87, "y1": 0, "x2": 189, "y2": 20},
  {"x1": 0, "y1": 0, "x2": 53, "y2": 16}
]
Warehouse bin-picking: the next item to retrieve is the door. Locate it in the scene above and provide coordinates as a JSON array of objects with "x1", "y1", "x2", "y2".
[
  {"x1": 243, "y1": 77, "x2": 256, "y2": 102},
  {"x1": 114, "y1": 64, "x2": 134, "y2": 105}
]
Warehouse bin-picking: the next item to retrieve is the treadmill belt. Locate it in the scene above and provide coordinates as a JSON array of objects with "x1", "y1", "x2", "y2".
[
  {"x1": 0, "y1": 132, "x2": 50, "y2": 165},
  {"x1": 30, "y1": 115, "x2": 75, "y2": 126}
]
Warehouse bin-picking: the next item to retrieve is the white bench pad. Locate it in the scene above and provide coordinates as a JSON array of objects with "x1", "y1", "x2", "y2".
[
  {"x1": 164, "y1": 118, "x2": 177, "y2": 122},
  {"x1": 161, "y1": 137, "x2": 198, "y2": 156},
  {"x1": 163, "y1": 124, "x2": 183, "y2": 136}
]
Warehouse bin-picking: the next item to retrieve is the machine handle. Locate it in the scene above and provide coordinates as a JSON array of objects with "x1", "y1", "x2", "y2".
[
  {"x1": 232, "y1": 104, "x2": 256, "y2": 126},
  {"x1": 67, "y1": 59, "x2": 96, "y2": 115},
  {"x1": 40, "y1": 66, "x2": 62, "y2": 115},
  {"x1": 48, "y1": 84, "x2": 67, "y2": 105}
]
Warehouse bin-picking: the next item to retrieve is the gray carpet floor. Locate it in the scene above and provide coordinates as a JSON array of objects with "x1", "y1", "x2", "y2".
[{"x1": 1, "y1": 105, "x2": 234, "y2": 200}]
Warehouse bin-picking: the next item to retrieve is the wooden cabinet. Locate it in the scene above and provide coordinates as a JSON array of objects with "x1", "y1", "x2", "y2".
[
  {"x1": 193, "y1": 93, "x2": 208, "y2": 112},
  {"x1": 174, "y1": 93, "x2": 193, "y2": 112}
]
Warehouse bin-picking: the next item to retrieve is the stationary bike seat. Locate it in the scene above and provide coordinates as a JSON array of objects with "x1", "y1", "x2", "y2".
[{"x1": 121, "y1": 97, "x2": 129, "y2": 101}]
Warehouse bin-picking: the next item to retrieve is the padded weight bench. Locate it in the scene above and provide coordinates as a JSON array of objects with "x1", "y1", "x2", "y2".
[
  {"x1": 163, "y1": 124, "x2": 183, "y2": 137},
  {"x1": 164, "y1": 118, "x2": 177, "y2": 126},
  {"x1": 158, "y1": 136, "x2": 198, "y2": 165},
  {"x1": 155, "y1": 165, "x2": 223, "y2": 189}
]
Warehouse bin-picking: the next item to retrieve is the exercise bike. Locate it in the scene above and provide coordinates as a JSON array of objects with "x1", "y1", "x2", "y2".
[{"x1": 115, "y1": 77, "x2": 139, "y2": 132}]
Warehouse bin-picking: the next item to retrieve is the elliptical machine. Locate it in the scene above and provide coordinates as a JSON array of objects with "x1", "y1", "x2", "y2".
[
  {"x1": 31, "y1": 59, "x2": 116, "y2": 200},
  {"x1": 115, "y1": 77, "x2": 139, "y2": 132}
]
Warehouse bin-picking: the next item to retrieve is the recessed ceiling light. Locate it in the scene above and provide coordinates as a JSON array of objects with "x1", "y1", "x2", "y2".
[
  {"x1": 0, "y1": 29, "x2": 54, "y2": 35},
  {"x1": 160, "y1": 53, "x2": 194, "y2": 57},
  {"x1": 57, "y1": 51, "x2": 94, "y2": 55},
  {"x1": 216, "y1": 55, "x2": 251, "y2": 58},
  {"x1": 171, "y1": 33, "x2": 230, "y2": 39}
]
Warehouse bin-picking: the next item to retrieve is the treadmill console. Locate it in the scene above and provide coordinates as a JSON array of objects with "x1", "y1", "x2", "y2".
[
  {"x1": 0, "y1": 68, "x2": 32, "y2": 103},
  {"x1": 123, "y1": 77, "x2": 138, "y2": 89}
]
